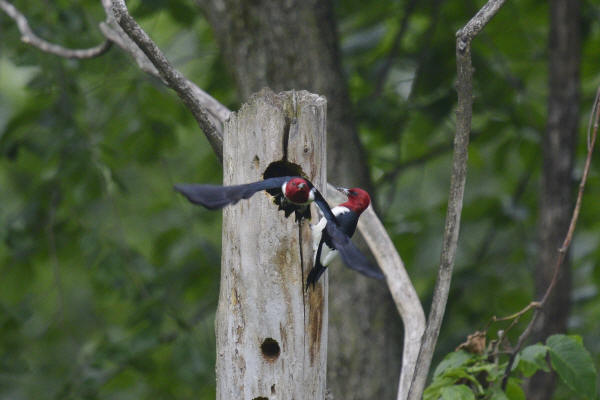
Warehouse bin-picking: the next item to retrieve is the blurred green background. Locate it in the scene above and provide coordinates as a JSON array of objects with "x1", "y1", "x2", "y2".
[{"x1": 1, "y1": 0, "x2": 599, "y2": 398}]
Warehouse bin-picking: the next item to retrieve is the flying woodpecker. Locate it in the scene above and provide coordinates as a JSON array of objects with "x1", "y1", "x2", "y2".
[
  {"x1": 174, "y1": 176, "x2": 316, "y2": 221},
  {"x1": 306, "y1": 187, "x2": 384, "y2": 288}
]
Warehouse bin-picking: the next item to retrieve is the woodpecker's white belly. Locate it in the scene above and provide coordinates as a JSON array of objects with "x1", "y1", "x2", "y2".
[{"x1": 311, "y1": 206, "x2": 350, "y2": 266}]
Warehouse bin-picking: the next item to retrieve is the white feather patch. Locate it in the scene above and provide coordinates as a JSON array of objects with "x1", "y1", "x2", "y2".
[{"x1": 311, "y1": 206, "x2": 350, "y2": 266}]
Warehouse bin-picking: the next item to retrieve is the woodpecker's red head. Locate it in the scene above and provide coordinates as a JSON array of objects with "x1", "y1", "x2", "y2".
[
  {"x1": 337, "y1": 187, "x2": 371, "y2": 214},
  {"x1": 283, "y1": 177, "x2": 313, "y2": 204}
]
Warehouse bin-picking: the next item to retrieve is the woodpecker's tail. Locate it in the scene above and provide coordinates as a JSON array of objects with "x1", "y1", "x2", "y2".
[
  {"x1": 306, "y1": 230, "x2": 328, "y2": 290},
  {"x1": 306, "y1": 264, "x2": 327, "y2": 290}
]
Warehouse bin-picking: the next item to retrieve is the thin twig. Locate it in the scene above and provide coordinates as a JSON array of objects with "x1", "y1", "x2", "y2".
[
  {"x1": 493, "y1": 301, "x2": 540, "y2": 323},
  {"x1": 110, "y1": 0, "x2": 223, "y2": 159},
  {"x1": 481, "y1": 301, "x2": 540, "y2": 343},
  {"x1": 500, "y1": 87, "x2": 600, "y2": 390},
  {"x1": 0, "y1": 0, "x2": 112, "y2": 58},
  {"x1": 407, "y1": 1, "x2": 506, "y2": 399}
]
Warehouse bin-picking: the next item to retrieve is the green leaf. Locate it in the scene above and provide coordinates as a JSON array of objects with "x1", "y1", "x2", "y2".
[
  {"x1": 424, "y1": 376, "x2": 455, "y2": 400},
  {"x1": 440, "y1": 385, "x2": 475, "y2": 400},
  {"x1": 505, "y1": 378, "x2": 526, "y2": 400},
  {"x1": 434, "y1": 351, "x2": 474, "y2": 378},
  {"x1": 443, "y1": 368, "x2": 484, "y2": 394},
  {"x1": 489, "y1": 386, "x2": 509, "y2": 400},
  {"x1": 517, "y1": 343, "x2": 549, "y2": 377},
  {"x1": 547, "y1": 334, "x2": 597, "y2": 399},
  {"x1": 467, "y1": 361, "x2": 505, "y2": 382}
]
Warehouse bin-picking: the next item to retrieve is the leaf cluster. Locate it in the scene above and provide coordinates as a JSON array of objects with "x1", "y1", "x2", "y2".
[{"x1": 425, "y1": 334, "x2": 597, "y2": 400}]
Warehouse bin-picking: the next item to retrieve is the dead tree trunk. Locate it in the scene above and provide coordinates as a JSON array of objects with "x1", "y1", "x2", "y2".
[{"x1": 216, "y1": 89, "x2": 327, "y2": 400}]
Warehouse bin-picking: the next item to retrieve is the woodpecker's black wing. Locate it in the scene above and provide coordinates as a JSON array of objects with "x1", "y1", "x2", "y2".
[
  {"x1": 311, "y1": 189, "x2": 337, "y2": 224},
  {"x1": 324, "y1": 221, "x2": 385, "y2": 280},
  {"x1": 174, "y1": 176, "x2": 294, "y2": 209}
]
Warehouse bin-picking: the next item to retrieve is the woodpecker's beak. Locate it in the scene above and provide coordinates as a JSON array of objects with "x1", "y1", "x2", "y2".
[
  {"x1": 298, "y1": 183, "x2": 306, "y2": 189},
  {"x1": 336, "y1": 186, "x2": 350, "y2": 196}
]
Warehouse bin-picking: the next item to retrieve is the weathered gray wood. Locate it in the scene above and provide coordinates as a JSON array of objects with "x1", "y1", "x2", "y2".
[{"x1": 216, "y1": 89, "x2": 327, "y2": 400}]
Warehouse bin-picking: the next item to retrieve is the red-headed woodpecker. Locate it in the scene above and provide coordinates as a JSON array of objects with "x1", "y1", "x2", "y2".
[
  {"x1": 306, "y1": 187, "x2": 384, "y2": 288},
  {"x1": 275, "y1": 177, "x2": 315, "y2": 220},
  {"x1": 175, "y1": 176, "x2": 316, "y2": 221}
]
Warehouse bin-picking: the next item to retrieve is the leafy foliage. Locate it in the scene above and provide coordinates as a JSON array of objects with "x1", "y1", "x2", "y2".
[
  {"x1": 425, "y1": 334, "x2": 597, "y2": 399},
  {"x1": 515, "y1": 343, "x2": 549, "y2": 377},
  {"x1": 547, "y1": 334, "x2": 597, "y2": 399}
]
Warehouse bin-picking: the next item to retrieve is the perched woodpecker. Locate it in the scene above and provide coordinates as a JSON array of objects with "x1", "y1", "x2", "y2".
[
  {"x1": 175, "y1": 176, "x2": 316, "y2": 221},
  {"x1": 307, "y1": 187, "x2": 384, "y2": 288}
]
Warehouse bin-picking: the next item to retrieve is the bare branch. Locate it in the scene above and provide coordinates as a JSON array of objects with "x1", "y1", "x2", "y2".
[
  {"x1": 326, "y1": 185, "x2": 425, "y2": 400},
  {"x1": 0, "y1": 0, "x2": 111, "y2": 59},
  {"x1": 407, "y1": 1, "x2": 506, "y2": 398},
  {"x1": 456, "y1": 0, "x2": 507, "y2": 53},
  {"x1": 501, "y1": 87, "x2": 600, "y2": 389},
  {"x1": 109, "y1": 0, "x2": 224, "y2": 158}
]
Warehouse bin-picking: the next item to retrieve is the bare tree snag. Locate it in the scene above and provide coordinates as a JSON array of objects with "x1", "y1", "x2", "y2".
[{"x1": 216, "y1": 89, "x2": 327, "y2": 400}]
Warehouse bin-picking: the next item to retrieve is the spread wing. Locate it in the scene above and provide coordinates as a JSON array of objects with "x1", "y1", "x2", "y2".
[
  {"x1": 174, "y1": 176, "x2": 294, "y2": 209},
  {"x1": 325, "y1": 222, "x2": 384, "y2": 280}
]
